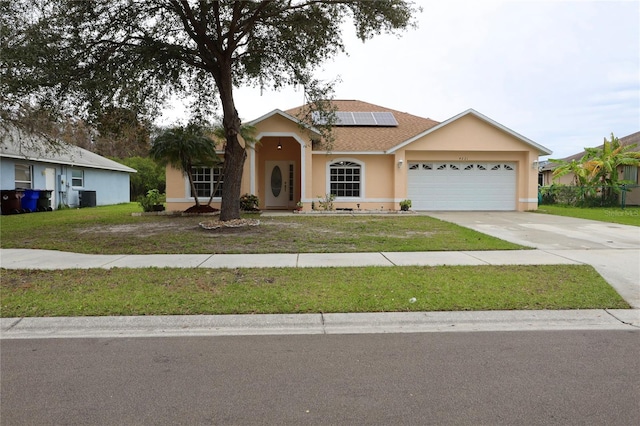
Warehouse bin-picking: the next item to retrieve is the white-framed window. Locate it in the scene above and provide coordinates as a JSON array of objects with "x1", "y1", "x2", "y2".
[
  {"x1": 191, "y1": 165, "x2": 224, "y2": 198},
  {"x1": 329, "y1": 160, "x2": 362, "y2": 198},
  {"x1": 15, "y1": 164, "x2": 32, "y2": 189},
  {"x1": 71, "y1": 169, "x2": 84, "y2": 187}
]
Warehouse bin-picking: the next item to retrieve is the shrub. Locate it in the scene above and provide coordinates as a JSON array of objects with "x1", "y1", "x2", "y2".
[
  {"x1": 239, "y1": 193, "x2": 260, "y2": 211},
  {"x1": 138, "y1": 189, "x2": 165, "y2": 212},
  {"x1": 539, "y1": 184, "x2": 621, "y2": 207},
  {"x1": 399, "y1": 199, "x2": 412, "y2": 211},
  {"x1": 317, "y1": 193, "x2": 335, "y2": 211}
]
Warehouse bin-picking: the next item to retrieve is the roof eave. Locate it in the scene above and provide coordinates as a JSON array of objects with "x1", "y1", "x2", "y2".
[{"x1": 1, "y1": 152, "x2": 137, "y2": 173}]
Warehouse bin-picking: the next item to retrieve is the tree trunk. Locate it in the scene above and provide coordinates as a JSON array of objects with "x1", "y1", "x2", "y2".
[
  {"x1": 220, "y1": 137, "x2": 245, "y2": 220},
  {"x1": 186, "y1": 170, "x2": 201, "y2": 208},
  {"x1": 218, "y1": 68, "x2": 245, "y2": 221}
]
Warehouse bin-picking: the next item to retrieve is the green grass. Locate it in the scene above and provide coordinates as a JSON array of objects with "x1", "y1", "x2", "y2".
[
  {"x1": 0, "y1": 265, "x2": 629, "y2": 317},
  {"x1": 0, "y1": 203, "x2": 527, "y2": 254},
  {"x1": 535, "y1": 205, "x2": 640, "y2": 226}
]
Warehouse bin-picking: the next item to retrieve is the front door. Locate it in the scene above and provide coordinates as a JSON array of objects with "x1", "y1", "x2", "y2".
[{"x1": 265, "y1": 161, "x2": 294, "y2": 209}]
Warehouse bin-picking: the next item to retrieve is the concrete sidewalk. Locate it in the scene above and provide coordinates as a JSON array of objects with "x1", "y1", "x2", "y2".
[{"x1": 0, "y1": 247, "x2": 585, "y2": 269}]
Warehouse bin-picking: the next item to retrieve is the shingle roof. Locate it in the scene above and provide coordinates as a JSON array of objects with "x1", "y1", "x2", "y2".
[
  {"x1": 541, "y1": 131, "x2": 640, "y2": 171},
  {"x1": 0, "y1": 126, "x2": 136, "y2": 173},
  {"x1": 285, "y1": 100, "x2": 440, "y2": 152}
]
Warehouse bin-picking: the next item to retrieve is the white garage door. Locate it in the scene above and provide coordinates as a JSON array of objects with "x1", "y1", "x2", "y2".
[{"x1": 408, "y1": 162, "x2": 517, "y2": 211}]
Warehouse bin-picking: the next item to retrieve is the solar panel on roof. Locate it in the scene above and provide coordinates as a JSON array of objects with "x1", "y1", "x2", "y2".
[
  {"x1": 352, "y1": 112, "x2": 376, "y2": 125},
  {"x1": 335, "y1": 111, "x2": 356, "y2": 125},
  {"x1": 371, "y1": 112, "x2": 398, "y2": 126},
  {"x1": 311, "y1": 111, "x2": 398, "y2": 126}
]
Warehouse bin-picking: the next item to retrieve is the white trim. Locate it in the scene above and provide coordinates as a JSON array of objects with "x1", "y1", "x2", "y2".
[
  {"x1": 310, "y1": 197, "x2": 396, "y2": 203},
  {"x1": 386, "y1": 109, "x2": 553, "y2": 156},
  {"x1": 326, "y1": 158, "x2": 365, "y2": 199},
  {"x1": 167, "y1": 197, "x2": 220, "y2": 203},
  {"x1": 249, "y1": 148, "x2": 256, "y2": 195},
  {"x1": 519, "y1": 198, "x2": 539, "y2": 203},
  {"x1": 312, "y1": 151, "x2": 387, "y2": 155}
]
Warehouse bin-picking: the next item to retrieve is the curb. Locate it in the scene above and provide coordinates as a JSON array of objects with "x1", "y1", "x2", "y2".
[{"x1": 2, "y1": 309, "x2": 638, "y2": 340}]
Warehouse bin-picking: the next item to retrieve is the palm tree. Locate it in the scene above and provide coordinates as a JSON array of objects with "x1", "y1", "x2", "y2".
[
  {"x1": 551, "y1": 133, "x2": 640, "y2": 205},
  {"x1": 550, "y1": 157, "x2": 590, "y2": 186},
  {"x1": 150, "y1": 123, "x2": 219, "y2": 208},
  {"x1": 582, "y1": 133, "x2": 639, "y2": 200}
]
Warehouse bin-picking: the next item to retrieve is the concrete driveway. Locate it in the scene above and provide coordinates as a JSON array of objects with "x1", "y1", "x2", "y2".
[
  {"x1": 426, "y1": 211, "x2": 640, "y2": 250},
  {"x1": 426, "y1": 211, "x2": 640, "y2": 308}
]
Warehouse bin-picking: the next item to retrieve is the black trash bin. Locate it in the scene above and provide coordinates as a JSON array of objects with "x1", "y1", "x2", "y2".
[
  {"x1": 79, "y1": 190, "x2": 97, "y2": 208},
  {"x1": 37, "y1": 190, "x2": 53, "y2": 211},
  {"x1": 1, "y1": 190, "x2": 25, "y2": 215}
]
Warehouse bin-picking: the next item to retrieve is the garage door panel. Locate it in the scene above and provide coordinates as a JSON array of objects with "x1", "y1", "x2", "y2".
[{"x1": 408, "y1": 162, "x2": 516, "y2": 211}]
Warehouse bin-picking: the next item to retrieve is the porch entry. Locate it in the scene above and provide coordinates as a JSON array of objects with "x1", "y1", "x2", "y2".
[{"x1": 265, "y1": 161, "x2": 295, "y2": 209}]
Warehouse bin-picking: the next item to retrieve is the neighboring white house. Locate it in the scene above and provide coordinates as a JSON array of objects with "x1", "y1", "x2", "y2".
[{"x1": 1, "y1": 126, "x2": 136, "y2": 209}]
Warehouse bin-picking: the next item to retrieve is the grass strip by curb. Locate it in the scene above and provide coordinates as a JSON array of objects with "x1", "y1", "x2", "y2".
[
  {"x1": 1, "y1": 265, "x2": 629, "y2": 317},
  {"x1": 535, "y1": 205, "x2": 640, "y2": 226}
]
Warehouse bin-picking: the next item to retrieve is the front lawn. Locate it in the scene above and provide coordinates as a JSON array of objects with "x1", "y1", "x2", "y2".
[
  {"x1": 0, "y1": 203, "x2": 527, "y2": 254},
  {"x1": 535, "y1": 205, "x2": 640, "y2": 226},
  {"x1": 0, "y1": 265, "x2": 629, "y2": 317}
]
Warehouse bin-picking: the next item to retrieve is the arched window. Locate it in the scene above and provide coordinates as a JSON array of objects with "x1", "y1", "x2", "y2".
[{"x1": 329, "y1": 160, "x2": 361, "y2": 197}]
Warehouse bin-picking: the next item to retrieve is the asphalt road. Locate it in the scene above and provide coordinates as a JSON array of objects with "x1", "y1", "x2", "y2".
[{"x1": 2, "y1": 330, "x2": 638, "y2": 425}]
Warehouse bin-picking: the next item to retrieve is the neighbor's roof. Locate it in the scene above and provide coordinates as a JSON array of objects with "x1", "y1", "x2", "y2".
[
  {"x1": 0, "y1": 126, "x2": 136, "y2": 173},
  {"x1": 540, "y1": 130, "x2": 640, "y2": 171},
  {"x1": 285, "y1": 100, "x2": 440, "y2": 152}
]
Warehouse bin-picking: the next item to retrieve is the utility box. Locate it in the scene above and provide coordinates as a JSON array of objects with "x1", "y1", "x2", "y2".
[{"x1": 79, "y1": 190, "x2": 97, "y2": 208}]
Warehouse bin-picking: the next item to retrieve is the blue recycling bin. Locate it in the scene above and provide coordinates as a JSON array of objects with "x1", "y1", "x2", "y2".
[{"x1": 21, "y1": 189, "x2": 40, "y2": 212}]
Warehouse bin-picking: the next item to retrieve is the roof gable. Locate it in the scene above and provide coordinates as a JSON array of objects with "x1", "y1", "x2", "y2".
[
  {"x1": 246, "y1": 109, "x2": 321, "y2": 136},
  {"x1": 387, "y1": 109, "x2": 552, "y2": 155}
]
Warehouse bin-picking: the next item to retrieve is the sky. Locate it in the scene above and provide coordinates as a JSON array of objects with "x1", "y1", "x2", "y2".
[{"x1": 160, "y1": 0, "x2": 640, "y2": 160}]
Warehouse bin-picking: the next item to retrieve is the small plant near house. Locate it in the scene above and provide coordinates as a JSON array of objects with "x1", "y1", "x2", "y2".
[
  {"x1": 399, "y1": 199, "x2": 412, "y2": 211},
  {"x1": 295, "y1": 200, "x2": 304, "y2": 211},
  {"x1": 317, "y1": 193, "x2": 336, "y2": 211},
  {"x1": 311, "y1": 201, "x2": 316, "y2": 210},
  {"x1": 239, "y1": 193, "x2": 260, "y2": 212},
  {"x1": 138, "y1": 189, "x2": 165, "y2": 212}
]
